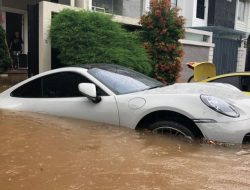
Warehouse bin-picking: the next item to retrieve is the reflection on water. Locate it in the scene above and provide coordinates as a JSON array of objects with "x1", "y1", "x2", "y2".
[{"x1": 0, "y1": 110, "x2": 250, "y2": 190}]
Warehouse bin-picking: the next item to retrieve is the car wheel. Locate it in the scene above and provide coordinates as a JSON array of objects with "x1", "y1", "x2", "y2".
[{"x1": 148, "y1": 121, "x2": 195, "y2": 141}]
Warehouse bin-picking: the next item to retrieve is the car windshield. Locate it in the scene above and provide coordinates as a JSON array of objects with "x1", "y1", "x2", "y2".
[{"x1": 88, "y1": 66, "x2": 163, "y2": 94}]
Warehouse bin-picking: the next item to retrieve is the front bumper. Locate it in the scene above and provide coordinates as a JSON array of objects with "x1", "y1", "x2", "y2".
[{"x1": 196, "y1": 118, "x2": 250, "y2": 144}]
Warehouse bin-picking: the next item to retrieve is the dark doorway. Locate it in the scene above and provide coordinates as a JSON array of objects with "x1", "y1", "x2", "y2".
[{"x1": 6, "y1": 12, "x2": 23, "y2": 48}]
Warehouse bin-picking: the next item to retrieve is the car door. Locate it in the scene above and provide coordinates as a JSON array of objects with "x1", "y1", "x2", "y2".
[{"x1": 12, "y1": 71, "x2": 120, "y2": 126}]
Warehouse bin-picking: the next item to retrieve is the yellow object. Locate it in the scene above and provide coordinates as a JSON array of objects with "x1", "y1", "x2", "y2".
[
  {"x1": 202, "y1": 72, "x2": 250, "y2": 95},
  {"x1": 191, "y1": 62, "x2": 216, "y2": 82},
  {"x1": 187, "y1": 61, "x2": 250, "y2": 96}
]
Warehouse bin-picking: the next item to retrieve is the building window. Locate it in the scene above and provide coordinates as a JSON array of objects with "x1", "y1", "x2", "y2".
[
  {"x1": 238, "y1": 0, "x2": 246, "y2": 21},
  {"x1": 92, "y1": 0, "x2": 114, "y2": 14},
  {"x1": 196, "y1": 0, "x2": 205, "y2": 19},
  {"x1": 171, "y1": 0, "x2": 178, "y2": 7}
]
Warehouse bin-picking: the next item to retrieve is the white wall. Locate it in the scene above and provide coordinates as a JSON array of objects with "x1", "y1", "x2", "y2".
[
  {"x1": 75, "y1": 0, "x2": 92, "y2": 10},
  {"x1": 178, "y1": 0, "x2": 195, "y2": 27},
  {"x1": 142, "y1": 0, "x2": 208, "y2": 27},
  {"x1": 177, "y1": 0, "x2": 208, "y2": 27},
  {"x1": 235, "y1": 0, "x2": 250, "y2": 32},
  {"x1": 39, "y1": 2, "x2": 83, "y2": 73}
]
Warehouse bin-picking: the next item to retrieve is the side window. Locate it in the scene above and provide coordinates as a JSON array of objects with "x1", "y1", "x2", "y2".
[
  {"x1": 11, "y1": 72, "x2": 108, "y2": 98},
  {"x1": 212, "y1": 76, "x2": 241, "y2": 89},
  {"x1": 241, "y1": 76, "x2": 250, "y2": 91},
  {"x1": 42, "y1": 72, "x2": 107, "y2": 98},
  {"x1": 11, "y1": 78, "x2": 42, "y2": 98},
  {"x1": 42, "y1": 72, "x2": 90, "y2": 98}
]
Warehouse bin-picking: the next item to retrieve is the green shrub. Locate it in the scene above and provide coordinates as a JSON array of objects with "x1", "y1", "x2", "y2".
[
  {"x1": 0, "y1": 25, "x2": 12, "y2": 73},
  {"x1": 50, "y1": 9, "x2": 152, "y2": 75},
  {"x1": 140, "y1": 0, "x2": 185, "y2": 84}
]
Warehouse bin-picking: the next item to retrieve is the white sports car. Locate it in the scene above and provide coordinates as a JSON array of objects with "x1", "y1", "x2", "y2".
[{"x1": 1, "y1": 64, "x2": 250, "y2": 144}]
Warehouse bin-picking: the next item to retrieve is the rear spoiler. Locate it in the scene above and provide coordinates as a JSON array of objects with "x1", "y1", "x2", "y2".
[{"x1": 186, "y1": 62, "x2": 216, "y2": 82}]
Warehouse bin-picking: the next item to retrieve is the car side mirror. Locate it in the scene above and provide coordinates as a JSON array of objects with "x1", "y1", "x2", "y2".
[{"x1": 78, "y1": 83, "x2": 101, "y2": 103}]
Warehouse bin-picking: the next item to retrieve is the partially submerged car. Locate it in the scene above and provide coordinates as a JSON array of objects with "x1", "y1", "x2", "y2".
[
  {"x1": 187, "y1": 62, "x2": 250, "y2": 96},
  {"x1": 1, "y1": 64, "x2": 250, "y2": 144}
]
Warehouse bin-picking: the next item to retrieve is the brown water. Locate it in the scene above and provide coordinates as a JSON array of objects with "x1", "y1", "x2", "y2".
[{"x1": 1, "y1": 110, "x2": 250, "y2": 190}]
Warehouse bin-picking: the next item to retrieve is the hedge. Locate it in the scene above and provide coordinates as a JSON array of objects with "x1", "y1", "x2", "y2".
[{"x1": 50, "y1": 9, "x2": 152, "y2": 75}]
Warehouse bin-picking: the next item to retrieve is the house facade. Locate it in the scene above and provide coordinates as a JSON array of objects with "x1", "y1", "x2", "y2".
[
  {"x1": 174, "y1": 0, "x2": 250, "y2": 74},
  {"x1": 0, "y1": 0, "x2": 214, "y2": 82}
]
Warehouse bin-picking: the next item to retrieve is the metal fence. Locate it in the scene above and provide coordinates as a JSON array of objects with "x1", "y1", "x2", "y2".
[{"x1": 213, "y1": 37, "x2": 241, "y2": 75}]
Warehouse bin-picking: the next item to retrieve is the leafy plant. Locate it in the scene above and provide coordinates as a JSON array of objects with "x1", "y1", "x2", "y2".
[
  {"x1": 50, "y1": 9, "x2": 152, "y2": 75},
  {"x1": 0, "y1": 25, "x2": 12, "y2": 73},
  {"x1": 140, "y1": 0, "x2": 185, "y2": 84}
]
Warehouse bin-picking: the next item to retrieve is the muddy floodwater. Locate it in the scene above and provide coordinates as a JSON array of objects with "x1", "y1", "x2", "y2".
[{"x1": 1, "y1": 110, "x2": 250, "y2": 190}]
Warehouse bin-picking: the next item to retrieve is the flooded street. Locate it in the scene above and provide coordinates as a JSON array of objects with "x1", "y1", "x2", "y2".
[{"x1": 0, "y1": 110, "x2": 250, "y2": 190}]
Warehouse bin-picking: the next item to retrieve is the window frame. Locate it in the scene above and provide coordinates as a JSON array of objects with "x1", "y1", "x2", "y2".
[
  {"x1": 238, "y1": 0, "x2": 246, "y2": 22},
  {"x1": 196, "y1": 0, "x2": 206, "y2": 19},
  {"x1": 11, "y1": 71, "x2": 108, "y2": 98}
]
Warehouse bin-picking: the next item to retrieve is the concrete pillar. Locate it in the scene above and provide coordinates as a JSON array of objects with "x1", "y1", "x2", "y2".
[
  {"x1": 208, "y1": 47, "x2": 214, "y2": 63},
  {"x1": 75, "y1": 0, "x2": 92, "y2": 10},
  {"x1": 237, "y1": 48, "x2": 247, "y2": 72},
  {"x1": 88, "y1": 0, "x2": 92, "y2": 10},
  {"x1": 70, "y1": 0, "x2": 75, "y2": 6}
]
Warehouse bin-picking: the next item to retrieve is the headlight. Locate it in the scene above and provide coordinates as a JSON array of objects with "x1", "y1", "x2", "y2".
[{"x1": 200, "y1": 95, "x2": 240, "y2": 118}]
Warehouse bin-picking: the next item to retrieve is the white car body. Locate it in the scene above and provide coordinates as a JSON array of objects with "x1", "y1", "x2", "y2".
[{"x1": 1, "y1": 65, "x2": 250, "y2": 144}]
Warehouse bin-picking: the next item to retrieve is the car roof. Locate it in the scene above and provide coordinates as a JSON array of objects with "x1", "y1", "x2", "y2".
[{"x1": 73, "y1": 63, "x2": 128, "y2": 70}]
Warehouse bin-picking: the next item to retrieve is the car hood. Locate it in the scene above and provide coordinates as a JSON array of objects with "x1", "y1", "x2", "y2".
[{"x1": 138, "y1": 82, "x2": 245, "y2": 100}]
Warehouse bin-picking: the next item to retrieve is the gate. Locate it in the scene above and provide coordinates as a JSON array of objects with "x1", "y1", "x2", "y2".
[{"x1": 213, "y1": 37, "x2": 241, "y2": 75}]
